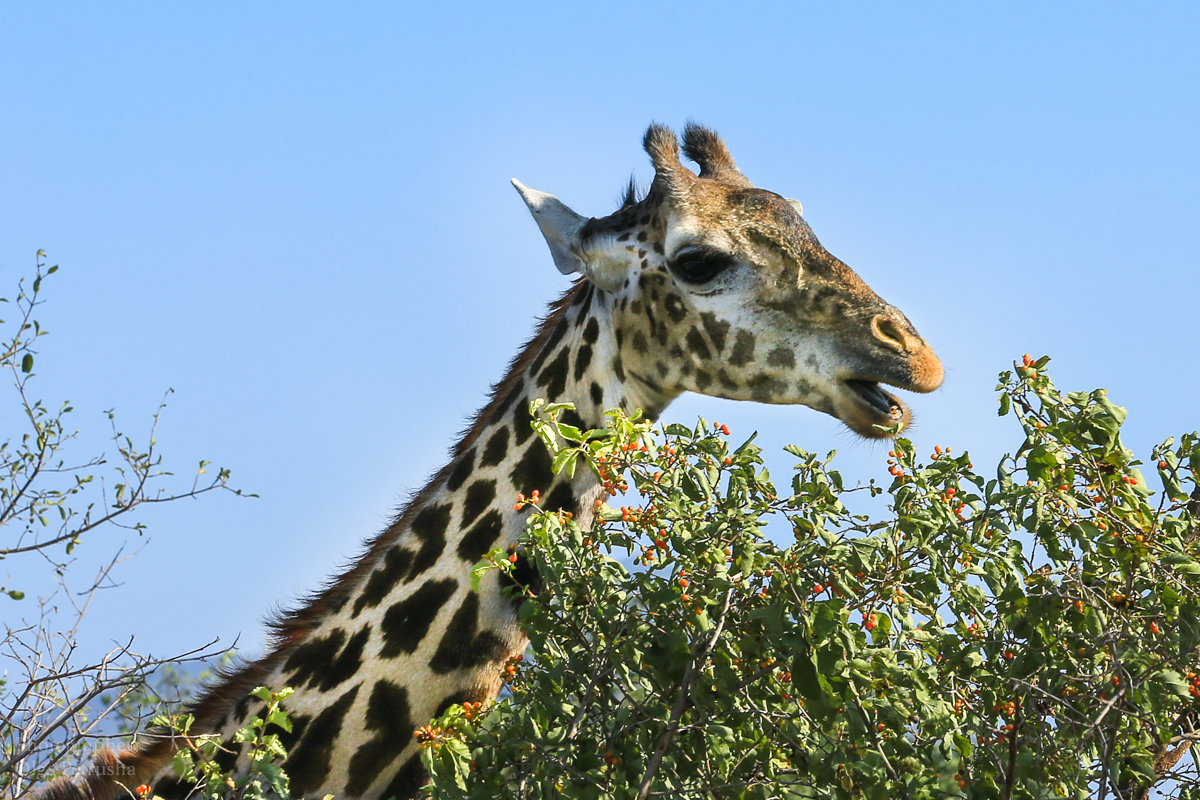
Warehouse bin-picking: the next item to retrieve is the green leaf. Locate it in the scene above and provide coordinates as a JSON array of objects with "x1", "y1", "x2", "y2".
[
  {"x1": 551, "y1": 447, "x2": 578, "y2": 479},
  {"x1": 172, "y1": 748, "x2": 195, "y2": 778},
  {"x1": 266, "y1": 708, "x2": 292, "y2": 733},
  {"x1": 471, "y1": 555, "x2": 497, "y2": 593},
  {"x1": 1161, "y1": 553, "x2": 1200, "y2": 575},
  {"x1": 20, "y1": 353, "x2": 33, "y2": 373},
  {"x1": 1153, "y1": 669, "x2": 1191, "y2": 700}
]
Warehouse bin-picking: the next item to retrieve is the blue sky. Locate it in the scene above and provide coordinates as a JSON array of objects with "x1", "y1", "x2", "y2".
[{"x1": 3, "y1": 3, "x2": 1198, "y2": 666}]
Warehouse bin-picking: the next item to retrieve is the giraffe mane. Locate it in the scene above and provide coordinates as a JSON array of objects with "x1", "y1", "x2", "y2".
[
  {"x1": 259, "y1": 278, "x2": 588, "y2": 649},
  {"x1": 619, "y1": 175, "x2": 641, "y2": 210}
]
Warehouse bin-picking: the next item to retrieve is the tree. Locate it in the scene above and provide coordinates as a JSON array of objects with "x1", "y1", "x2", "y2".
[
  {"x1": 423, "y1": 360, "x2": 1200, "y2": 799},
  {"x1": 0, "y1": 254, "x2": 246, "y2": 796}
]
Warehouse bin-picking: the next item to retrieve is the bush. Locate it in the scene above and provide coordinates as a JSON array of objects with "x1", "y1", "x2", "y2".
[{"x1": 424, "y1": 359, "x2": 1200, "y2": 799}]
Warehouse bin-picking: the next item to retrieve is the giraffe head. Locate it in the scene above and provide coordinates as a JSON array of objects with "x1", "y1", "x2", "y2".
[{"x1": 514, "y1": 123, "x2": 942, "y2": 438}]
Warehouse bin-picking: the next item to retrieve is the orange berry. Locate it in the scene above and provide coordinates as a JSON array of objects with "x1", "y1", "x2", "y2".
[{"x1": 508, "y1": 553, "x2": 519, "y2": 563}]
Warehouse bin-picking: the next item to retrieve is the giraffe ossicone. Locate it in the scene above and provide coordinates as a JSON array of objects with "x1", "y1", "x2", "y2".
[{"x1": 41, "y1": 123, "x2": 941, "y2": 800}]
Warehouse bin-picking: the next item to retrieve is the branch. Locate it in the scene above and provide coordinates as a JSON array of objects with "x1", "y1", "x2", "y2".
[{"x1": 636, "y1": 587, "x2": 734, "y2": 800}]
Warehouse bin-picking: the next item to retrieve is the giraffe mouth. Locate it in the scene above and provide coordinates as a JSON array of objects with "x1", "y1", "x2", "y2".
[
  {"x1": 845, "y1": 379, "x2": 899, "y2": 416},
  {"x1": 839, "y1": 378, "x2": 910, "y2": 437}
]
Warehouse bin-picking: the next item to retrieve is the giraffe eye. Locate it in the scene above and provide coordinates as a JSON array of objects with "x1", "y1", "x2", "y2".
[{"x1": 668, "y1": 247, "x2": 735, "y2": 284}]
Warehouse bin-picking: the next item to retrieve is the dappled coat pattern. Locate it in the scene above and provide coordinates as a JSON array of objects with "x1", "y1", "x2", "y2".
[{"x1": 39, "y1": 124, "x2": 942, "y2": 800}]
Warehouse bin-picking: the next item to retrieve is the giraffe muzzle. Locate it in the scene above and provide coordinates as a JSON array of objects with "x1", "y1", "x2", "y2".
[{"x1": 869, "y1": 312, "x2": 944, "y2": 394}]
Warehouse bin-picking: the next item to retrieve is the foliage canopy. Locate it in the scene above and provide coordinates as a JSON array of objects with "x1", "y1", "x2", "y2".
[{"x1": 423, "y1": 359, "x2": 1200, "y2": 800}]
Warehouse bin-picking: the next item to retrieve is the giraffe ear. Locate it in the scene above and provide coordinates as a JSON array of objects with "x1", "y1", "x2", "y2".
[
  {"x1": 787, "y1": 198, "x2": 804, "y2": 216},
  {"x1": 512, "y1": 179, "x2": 628, "y2": 292},
  {"x1": 512, "y1": 179, "x2": 588, "y2": 276}
]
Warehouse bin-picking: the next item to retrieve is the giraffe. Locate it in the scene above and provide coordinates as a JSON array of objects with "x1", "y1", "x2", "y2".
[{"x1": 41, "y1": 123, "x2": 942, "y2": 800}]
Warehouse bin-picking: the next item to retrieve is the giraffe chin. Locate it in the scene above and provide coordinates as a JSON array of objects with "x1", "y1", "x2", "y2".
[{"x1": 836, "y1": 379, "x2": 912, "y2": 438}]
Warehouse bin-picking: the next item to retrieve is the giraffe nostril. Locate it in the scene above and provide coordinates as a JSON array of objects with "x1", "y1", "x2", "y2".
[{"x1": 871, "y1": 315, "x2": 909, "y2": 351}]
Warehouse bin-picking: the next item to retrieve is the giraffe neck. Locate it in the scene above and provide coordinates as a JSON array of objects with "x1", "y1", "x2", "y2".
[{"x1": 181, "y1": 280, "x2": 670, "y2": 800}]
